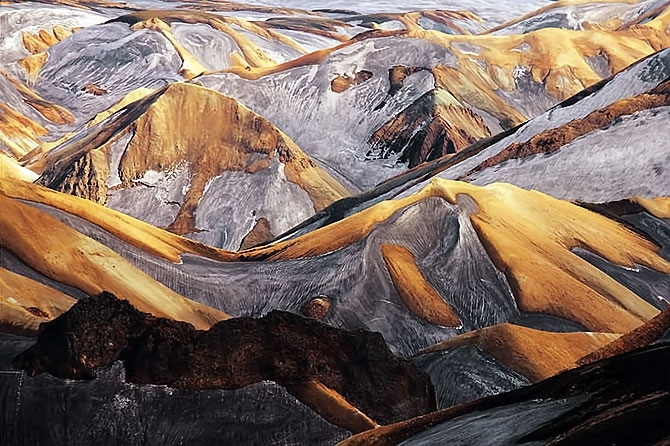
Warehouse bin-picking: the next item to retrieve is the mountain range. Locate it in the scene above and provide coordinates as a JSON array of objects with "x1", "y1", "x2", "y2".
[{"x1": 1, "y1": 0, "x2": 669, "y2": 445}]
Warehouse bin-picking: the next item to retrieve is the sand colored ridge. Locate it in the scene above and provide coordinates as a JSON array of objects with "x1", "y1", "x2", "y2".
[
  {"x1": 381, "y1": 244, "x2": 461, "y2": 328},
  {"x1": 18, "y1": 53, "x2": 49, "y2": 84},
  {"x1": 0, "y1": 152, "x2": 38, "y2": 182},
  {"x1": 18, "y1": 25, "x2": 78, "y2": 81},
  {"x1": 240, "y1": 179, "x2": 666, "y2": 332},
  {"x1": 578, "y1": 307, "x2": 670, "y2": 366},
  {"x1": 433, "y1": 181, "x2": 665, "y2": 332},
  {"x1": 36, "y1": 83, "x2": 349, "y2": 235},
  {"x1": 130, "y1": 18, "x2": 207, "y2": 79},
  {"x1": 291, "y1": 380, "x2": 380, "y2": 434},
  {"x1": 0, "y1": 178, "x2": 235, "y2": 264},
  {"x1": 420, "y1": 323, "x2": 620, "y2": 381},
  {"x1": 0, "y1": 267, "x2": 76, "y2": 336},
  {"x1": 0, "y1": 104, "x2": 48, "y2": 159},
  {"x1": 632, "y1": 196, "x2": 670, "y2": 219},
  {"x1": 0, "y1": 190, "x2": 230, "y2": 330},
  {"x1": 5, "y1": 167, "x2": 664, "y2": 335}
]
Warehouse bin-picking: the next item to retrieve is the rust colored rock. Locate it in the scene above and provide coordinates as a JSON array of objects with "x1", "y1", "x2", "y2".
[
  {"x1": 301, "y1": 296, "x2": 331, "y2": 320},
  {"x1": 239, "y1": 217, "x2": 275, "y2": 250},
  {"x1": 82, "y1": 84, "x2": 108, "y2": 96},
  {"x1": 369, "y1": 90, "x2": 491, "y2": 167},
  {"x1": 466, "y1": 80, "x2": 670, "y2": 176},
  {"x1": 14, "y1": 292, "x2": 436, "y2": 425},
  {"x1": 331, "y1": 70, "x2": 373, "y2": 93},
  {"x1": 23, "y1": 306, "x2": 49, "y2": 318}
]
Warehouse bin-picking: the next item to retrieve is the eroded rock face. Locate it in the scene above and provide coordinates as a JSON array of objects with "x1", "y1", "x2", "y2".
[
  {"x1": 14, "y1": 292, "x2": 436, "y2": 425},
  {"x1": 368, "y1": 89, "x2": 492, "y2": 167}
]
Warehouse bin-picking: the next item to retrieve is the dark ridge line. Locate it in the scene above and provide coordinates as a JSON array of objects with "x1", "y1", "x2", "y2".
[
  {"x1": 576, "y1": 201, "x2": 665, "y2": 250},
  {"x1": 344, "y1": 342, "x2": 670, "y2": 445},
  {"x1": 37, "y1": 86, "x2": 168, "y2": 188}
]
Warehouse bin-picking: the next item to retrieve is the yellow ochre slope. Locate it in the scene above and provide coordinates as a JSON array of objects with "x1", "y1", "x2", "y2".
[
  {"x1": 34, "y1": 82, "x2": 349, "y2": 235},
  {"x1": 421, "y1": 323, "x2": 620, "y2": 381},
  {"x1": 240, "y1": 180, "x2": 667, "y2": 332},
  {"x1": 0, "y1": 190, "x2": 230, "y2": 329}
]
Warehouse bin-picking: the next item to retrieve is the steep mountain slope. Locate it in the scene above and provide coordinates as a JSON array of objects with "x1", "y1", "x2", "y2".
[
  {"x1": 0, "y1": 152, "x2": 38, "y2": 182},
  {"x1": 32, "y1": 82, "x2": 349, "y2": 249},
  {"x1": 280, "y1": 47, "x2": 670, "y2": 239},
  {"x1": 3, "y1": 1, "x2": 666, "y2": 190},
  {"x1": 419, "y1": 323, "x2": 620, "y2": 381},
  {"x1": 0, "y1": 268, "x2": 75, "y2": 336},
  {"x1": 1, "y1": 1, "x2": 669, "y2": 445},
  {"x1": 3, "y1": 177, "x2": 666, "y2": 354},
  {"x1": 198, "y1": 4, "x2": 670, "y2": 189},
  {"x1": 3, "y1": 175, "x2": 665, "y2": 441},
  {"x1": 0, "y1": 181, "x2": 231, "y2": 330},
  {"x1": 343, "y1": 342, "x2": 670, "y2": 446},
  {"x1": 3, "y1": 170, "x2": 665, "y2": 427}
]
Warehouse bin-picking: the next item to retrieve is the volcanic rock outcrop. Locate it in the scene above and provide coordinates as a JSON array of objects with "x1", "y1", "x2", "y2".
[
  {"x1": 1, "y1": 2, "x2": 669, "y2": 444},
  {"x1": 369, "y1": 85, "x2": 492, "y2": 167},
  {"x1": 14, "y1": 292, "x2": 436, "y2": 431}
]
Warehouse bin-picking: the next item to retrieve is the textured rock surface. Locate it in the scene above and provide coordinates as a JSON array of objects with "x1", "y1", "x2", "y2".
[
  {"x1": 0, "y1": 334, "x2": 350, "y2": 446},
  {"x1": 343, "y1": 342, "x2": 670, "y2": 445},
  {"x1": 14, "y1": 292, "x2": 436, "y2": 426},
  {"x1": 278, "y1": 49, "x2": 670, "y2": 238},
  {"x1": 36, "y1": 82, "x2": 349, "y2": 249},
  {"x1": 1, "y1": 2, "x2": 669, "y2": 444}
]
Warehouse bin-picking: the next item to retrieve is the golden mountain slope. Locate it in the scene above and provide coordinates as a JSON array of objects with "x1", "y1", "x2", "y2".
[
  {"x1": 631, "y1": 196, "x2": 670, "y2": 218},
  {"x1": 5, "y1": 137, "x2": 668, "y2": 334},
  {"x1": 0, "y1": 267, "x2": 75, "y2": 336},
  {"x1": 8, "y1": 167, "x2": 663, "y2": 335},
  {"x1": 422, "y1": 6, "x2": 669, "y2": 101},
  {"x1": 18, "y1": 25, "x2": 78, "y2": 81},
  {"x1": 238, "y1": 180, "x2": 666, "y2": 332},
  {"x1": 0, "y1": 152, "x2": 38, "y2": 182},
  {"x1": 36, "y1": 82, "x2": 349, "y2": 235},
  {"x1": 0, "y1": 104, "x2": 47, "y2": 159},
  {"x1": 0, "y1": 190, "x2": 230, "y2": 330},
  {"x1": 221, "y1": 5, "x2": 669, "y2": 109},
  {"x1": 381, "y1": 244, "x2": 461, "y2": 328},
  {"x1": 21, "y1": 26, "x2": 75, "y2": 54},
  {"x1": 427, "y1": 181, "x2": 664, "y2": 332},
  {"x1": 578, "y1": 307, "x2": 670, "y2": 366},
  {"x1": 0, "y1": 178, "x2": 235, "y2": 263},
  {"x1": 420, "y1": 323, "x2": 620, "y2": 381}
]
